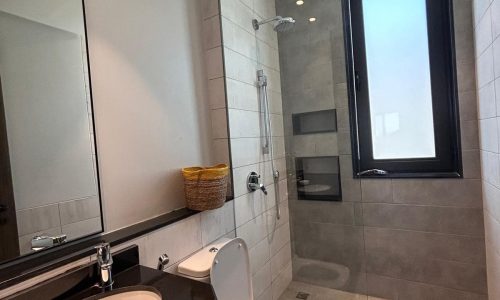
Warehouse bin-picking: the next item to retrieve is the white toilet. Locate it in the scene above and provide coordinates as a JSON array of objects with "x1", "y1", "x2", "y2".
[{"x1": 177, "y1": 238, "x2": 253, "y2": 300}]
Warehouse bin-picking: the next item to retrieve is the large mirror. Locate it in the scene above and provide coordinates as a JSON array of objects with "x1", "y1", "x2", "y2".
[{"x1": 0, "y1": 0, "x2": 102, "y2": 263}]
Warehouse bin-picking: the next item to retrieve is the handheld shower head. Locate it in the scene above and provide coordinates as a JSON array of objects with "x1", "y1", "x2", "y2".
[{"x1": 252, "y1": 16, "x2": 295, "y2": 32}]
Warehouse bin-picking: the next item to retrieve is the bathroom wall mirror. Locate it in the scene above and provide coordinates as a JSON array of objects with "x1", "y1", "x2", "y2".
[{"x1": 0, "y1": 0, "x2": 102, "y2": 263}]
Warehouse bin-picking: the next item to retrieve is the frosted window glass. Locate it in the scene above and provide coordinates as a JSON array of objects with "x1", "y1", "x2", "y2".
[{"x1": 362, "y1": 0, "x2": 436, "y2": 159}]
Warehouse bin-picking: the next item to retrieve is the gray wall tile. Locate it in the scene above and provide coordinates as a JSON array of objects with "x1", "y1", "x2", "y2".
[
  {"x1": 290, "y1": 201, "x2": 355, "y2": 225},
  {"x1": 463, "y1": 150, "x2": 482, "y2": 179},
  {"x1": 366, "y1": 273, "x2": 487, "y2": 300},
  {"x1": 362, "y1": 203, "x2": 484, "y2": 236},
  {"x1": 206, "y1": 46, "x2": 224, "y2": 79},
  {"x1": 459, "y1": 91, "x2": 479, "y2": 121},
  {"x1": 462, "y1": 120, "x2": 481, "y2": 150},
  {"x1": 364, "y1": 227, "x2": 486, "y2": 265},
  {"x1": 365, "y1": 251, "x2": 487, "y2": 294},
  {"x1": 458, "y1": 61, "x2": 477, "y2": 93},
  {"x1": 202, "y1": 0, "x2": 219, "y2": 20},
  {"x1": 392, "y1": 179, "x2": 482, "y2": 207},
  {"x1": 361, "y1": 180, "x2": 393, "y2": 203},
  {"x1": 293, "y1": 222, "x2": 365, "y2": 272}
]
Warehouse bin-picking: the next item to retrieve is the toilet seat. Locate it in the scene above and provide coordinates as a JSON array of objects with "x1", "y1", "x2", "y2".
[
  {"x1": 177, "y1": 238, "x2": 253, "y2": 300},
  {"x1": 178, "y1": 238, "x2": 230, "y2": 279},
  {"x1": 210, "y1": 238, "x2": 253, "y2": 300}
]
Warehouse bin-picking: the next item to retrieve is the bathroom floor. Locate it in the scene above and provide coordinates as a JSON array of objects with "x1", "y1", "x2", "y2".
[{"x1": 278, "y1": 281, "x2": 387, "y2": 300}]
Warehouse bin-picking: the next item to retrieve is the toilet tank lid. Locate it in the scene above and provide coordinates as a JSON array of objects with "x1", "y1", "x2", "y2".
[{"x1": 177, "y1": 238, "x2": 232, "y2": 278}]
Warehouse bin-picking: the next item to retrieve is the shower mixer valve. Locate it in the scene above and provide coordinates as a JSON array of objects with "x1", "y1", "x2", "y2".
[{"x1": 247, "y1": 172, "x2": 268, "y2": 195}]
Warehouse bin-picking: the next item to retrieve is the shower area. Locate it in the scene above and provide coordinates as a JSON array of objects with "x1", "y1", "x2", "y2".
[
  {"x1": 273, "y1": 0, "x2": 486, "y2": 299},
  {"x1": 276, "y1": 0, "x2": 367, "y2": 297},
  {"x1": 219, "y1": 0, "x2": 486, "y2": 298}
]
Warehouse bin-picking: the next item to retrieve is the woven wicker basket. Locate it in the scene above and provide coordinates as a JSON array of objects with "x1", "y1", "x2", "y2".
[{"x1": 182, "y1": 164, "x2": 229, "y2": 211}]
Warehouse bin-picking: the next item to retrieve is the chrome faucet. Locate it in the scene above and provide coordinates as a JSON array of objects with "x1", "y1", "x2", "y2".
[{"x1": 96, "y1": 243, "x2": 113, "y2": 288}]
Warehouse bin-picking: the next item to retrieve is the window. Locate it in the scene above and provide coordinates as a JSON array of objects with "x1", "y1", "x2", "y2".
[{"x1": 343, "y1": 0, "x2": 462, "y2": 178}]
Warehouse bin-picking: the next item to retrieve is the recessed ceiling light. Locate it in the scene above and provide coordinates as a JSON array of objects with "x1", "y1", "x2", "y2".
[
  {"x1": 309, "y1": 17, "x2": 316, "y2": 22},
  {"x1": 296, "y1": 0, "x2": 304, "y2": 5}
]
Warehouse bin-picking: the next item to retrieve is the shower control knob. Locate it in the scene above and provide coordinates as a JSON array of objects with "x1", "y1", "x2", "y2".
[{"x1": 247, "y1": 172, "x2": 267, "y2": 195}]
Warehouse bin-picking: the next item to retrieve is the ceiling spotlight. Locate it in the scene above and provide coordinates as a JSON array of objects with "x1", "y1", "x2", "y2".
[
  {"x1": 296, "y1": 0, "x2": 304, "y2": 5},
  {"x1": 309, "y1": 17, "x2": 316, "y2": 22}
]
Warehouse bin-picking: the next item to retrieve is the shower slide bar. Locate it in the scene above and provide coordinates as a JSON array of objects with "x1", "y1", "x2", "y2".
[{"x1": 257, "y1": 69, "x2": 281, "y2": 220}]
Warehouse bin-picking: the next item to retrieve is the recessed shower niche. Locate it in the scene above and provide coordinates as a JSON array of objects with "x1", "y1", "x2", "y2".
[
  {"x1": 292, "y1": 109, "x2": 338, "y2": 135},
  {"x1": 295, "y1": 156, "x2": 341, "y2": 201},
  {"x1": 291, "y1": 109, "x2": 341, "y2": 201}
]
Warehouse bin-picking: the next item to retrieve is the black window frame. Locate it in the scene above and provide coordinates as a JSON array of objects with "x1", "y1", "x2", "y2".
[{"x1": 343, "y1": 0, "x2": 463, "y2": 179}]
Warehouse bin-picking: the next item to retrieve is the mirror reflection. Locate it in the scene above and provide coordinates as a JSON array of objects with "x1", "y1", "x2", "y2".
[{"x1": 0, "y1": 0, "x2": 102, "y2": 261}]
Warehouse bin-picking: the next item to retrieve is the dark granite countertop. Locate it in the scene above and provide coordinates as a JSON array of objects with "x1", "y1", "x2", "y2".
[
  {"x1": 67, "y1": 265, "x2": 216, "y2": 300},
  {"x1": 9, "y1": 265, "x2": 215, "y2": 300},
  {"x1": 7, "y1": 246, "x2": 215, "y2": 300}
]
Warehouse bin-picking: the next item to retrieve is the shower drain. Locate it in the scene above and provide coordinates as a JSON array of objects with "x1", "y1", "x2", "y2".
[{"x1": 296, "y1": 292, "x2": 310, "y2": 299}]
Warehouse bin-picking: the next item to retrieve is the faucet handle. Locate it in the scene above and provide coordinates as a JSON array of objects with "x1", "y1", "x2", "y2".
[
  {"x1": 259, "y1": 184, "x2": 268, "y2": 195},
  {"x1": 96, "y1": 243, "x2": 113, "y2": 266}
]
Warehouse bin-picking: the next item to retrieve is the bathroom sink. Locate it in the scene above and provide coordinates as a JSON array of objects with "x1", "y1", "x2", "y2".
[{"x1": 84, "y1": 286, "x2": 162, "y2": 300}]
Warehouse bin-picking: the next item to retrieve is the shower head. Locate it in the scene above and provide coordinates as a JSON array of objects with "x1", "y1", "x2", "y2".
[
  {"x1": 273, "y1": 17, "x2": 296, "y2": 32},
  {"x1": 252, "y1": 16, "x2": 295, "y2": 32}
]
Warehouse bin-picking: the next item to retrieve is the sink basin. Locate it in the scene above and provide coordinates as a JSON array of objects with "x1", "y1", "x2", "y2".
[{"x1": 84, "y1": 286, "x2": 162, "y2": 300}]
